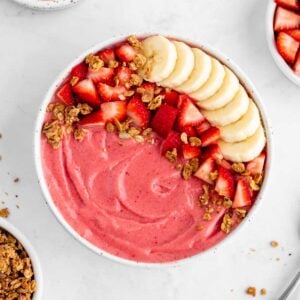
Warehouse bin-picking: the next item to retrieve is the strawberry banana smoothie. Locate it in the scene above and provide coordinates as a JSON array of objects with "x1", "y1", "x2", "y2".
[{"x1": 41, "y1": 35, "x2": 267, "y2": 263}]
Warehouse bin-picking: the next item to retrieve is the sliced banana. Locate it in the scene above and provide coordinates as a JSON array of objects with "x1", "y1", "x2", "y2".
[
  {"x1": 219, "y1": 100, "x2": 261, "y2": 143},
  {"x1": 189, "y1": 59, "x2": 225, "y2": 101},
  {"x1": 201, "y1": 85, "x2": 249, "y2": 126},
  {"x1": 141, "y1": 35, "x2": 177, "y2": 82},
  {"x1": 159, "y1": 41, "x2": 194, "y2": 87},
  {"x1": 218, "y1": 125, "x2": 266, "y2": 162},
  {"x1": 195, "y1": 67, "x2": 240, "y2": 111},
  {"x1": 176, "y1": 48, "x2": 212, "y2": 93}
]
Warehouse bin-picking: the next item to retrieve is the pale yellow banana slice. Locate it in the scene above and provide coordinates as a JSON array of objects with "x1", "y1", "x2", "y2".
[
  {"x1": 201, "y1": 85, "x2": 249, "y2": 126},
  {"x1": 141, "y1": 35, "x2": 177, "y2": 82},
  {"x1": 195, "y1": 67, "x2": 240, "y2": 110},
  {"x1": 219, "y1": 100, "x2": 261, "y2": 143},
  {"x1": 218, "y1": 125, "x2": 266, "y2": 162},
  {"x1": 189, "y1": 59, "x2": 225, "y2": 101},
  {"x1": 176, "y1": 48, "x2": 212, "y2": 93},
  {"x1": 159, "y1": 41, "x2": 194, "y2": 87}
]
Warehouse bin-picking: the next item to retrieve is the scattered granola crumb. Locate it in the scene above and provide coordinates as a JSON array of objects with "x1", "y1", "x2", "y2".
[
  {"x1": 232, "y1": 162, "x2": 245, "y2": 173},
  {"x1": 221, "y1": 214, "x2": 232, "y2": 234},
  {"x1": 106, "y1": 122, "x2": 115, "y2": 133},
  {"x1": 14, "y1": 177, "x2": 20, "y2": 183},
  {"x1": 148, "y1": 95, "x2": 163, "y2": 110},
  {"x1": 202, "y1": 212, "x2": 212, "y2": 221},
  {"x1": 180, "y1": 132, "x2": 188, "y2": 144},
  {"x1": 235, "y1": 208, "x2": 247, "y2": 219},
  {"x1": 189, "y1": 158, "x2": 199, "y2": 172},
  {"x1": 189, "y1": 136, "x2": 201, "y2": 147},
  {"x1": 250, "y1": 179, "x2": 260, "y2": 191},
  {"x1": 85, "y1": 54, "x2": 104, "y2": 70},
  {"x1": 0, "y1": 208, "x2": 9, "y2": 218},
  {"x1": 270, "y1": 241, "x2": 279, "y2": 248},
  {"x1": 246, "y1": 287, "x2": 256, "y2": 297},
  {"x1": 260, "y1": 288, "x2": 267, "y2": 296},
  {"x1": 175, "y1": 164, "x2": 183, "y2": 171},
  {"x1": 182, "y1": 162, "x2": 193, "y2": 180},
  {"x1": 165, "y1": 148, "x2": 177, "y2": 163},
  {"x1": 74, "y1": 128, "x2": 87, "y2": 142},
  {"x1": 127, "y1": 35, "x2": 143, "y2": 49},
  {"x1": 222, "y1": 197, "x2": 233, "y2": 209},
  {"x1": 70, "y1": 76, "x2": 79, "y2": 86},
  {"x1": 108, "y1": 60, "x2": 119, "y2": 68},
  {"x1": 209, "y1": 170, "x2": 218, "y2": 181},
  {"x1": 133, "y1": 53, "x2": 147, "y2": 69}
]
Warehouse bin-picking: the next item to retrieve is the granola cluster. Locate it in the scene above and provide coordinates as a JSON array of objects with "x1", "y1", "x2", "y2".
[{"x1": 0, "y1": 229, "x2": 36, "y2": 299}]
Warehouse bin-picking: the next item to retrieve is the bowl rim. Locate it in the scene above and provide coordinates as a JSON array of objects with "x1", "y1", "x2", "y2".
[
  {"x1": 10, "y1": 0, "x2": 79, "y2": 11},
  {"x1": 33, "y1": 32, "x2": 273, "y2": 268},
  {"x1": 0, "y1": 218, "x2": 43, "y2": 299},
  {"x1": 265, "y1": 0, "x2": 300, "y2": 86}
]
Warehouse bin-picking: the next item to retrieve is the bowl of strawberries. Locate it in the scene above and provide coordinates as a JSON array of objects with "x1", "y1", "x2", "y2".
[{"x1": 266, "y1": 0, "x2": 300, "y2": 86}]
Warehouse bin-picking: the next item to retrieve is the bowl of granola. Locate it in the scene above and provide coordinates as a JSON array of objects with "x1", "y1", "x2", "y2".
[
  {"x1": 0, "y1": 218, "x2": 43, "y2": 299},
  {"x1": 34, "y1": 34, "x2": 272, "y2": 266}
]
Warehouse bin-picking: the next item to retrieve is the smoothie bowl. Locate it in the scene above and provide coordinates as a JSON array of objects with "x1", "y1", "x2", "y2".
[{"x1": 34, "y1": 34, "x2": 272, "y2": 266}]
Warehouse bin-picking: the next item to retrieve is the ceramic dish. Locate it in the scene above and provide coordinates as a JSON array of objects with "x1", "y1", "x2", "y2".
[{"x1": 10, "y1": 0, "x2": 80, "y2": 11}]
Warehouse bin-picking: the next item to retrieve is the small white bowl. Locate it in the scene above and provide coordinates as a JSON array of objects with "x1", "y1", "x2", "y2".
[
  {"x1": 10, "y1": 0, "x2": 80, "y2": 11},
  {"x1": 34, "y1": 33, "x2": 273, "y2": 267},
  {"x1": 266, "y1": 0, "x2": 300, "y2": 86},
  {"x1": 0, "y1": 218, "x2": 43, "y2": 299}
]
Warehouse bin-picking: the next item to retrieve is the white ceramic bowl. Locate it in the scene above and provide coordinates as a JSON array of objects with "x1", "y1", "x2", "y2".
[
  {"x1": 266, "y1": 1, "x2": 300, "y2": 86},
  {"x1": 34, "y1": 33, "x2": 272, "y2": 267},
  {"x1": 10, "y1": 0, "x2": 80, "y2": 11},
  {"x1": 0, "y1": 218, "x2": 43, "y2": 299}
]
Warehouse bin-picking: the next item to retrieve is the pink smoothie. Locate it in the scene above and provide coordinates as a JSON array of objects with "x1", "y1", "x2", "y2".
[{"x1": 41, "y1": 127, "x2": 230, "y2": 263}]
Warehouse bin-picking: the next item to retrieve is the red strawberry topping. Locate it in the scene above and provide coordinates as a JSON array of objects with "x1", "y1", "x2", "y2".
[
  {"x1": 115, "y1": 43, "x2": 137, "y2": 62},
  {"x1": 115, "y1": 66, "x2": 132, "y2": 85},
  {"x1": 73, "y1": 79, "x2": 100, "y2": 107},
  {"x1": 182, "y1": 144, "x2": 201, "y2": 159},
  {"x1": 56, "y1": 83, "x2": 74, "y2": 106},
  {"x1": 215, "y1": 166, "x2": 235, "y2": 198},
  {"x1": 274, "y1": 7, "x2": 300, "y2": 31},
  {"x1": 181, "y1": 125, "x2": 197, "y2": 137},
  {"x1": 195, "y1": 121, "x2": 211, "y2": 135},
  {"x1": 275, "y1": 0, "x2": 300, "y2": 11},
  {"x1": 87, "y1": 67, "x2": 115, "y2": 84},
  {"x1": 97, "y1": 83, "x2": 127, "y2": 102},
  {"x1": 285, "y1": 29, "x2": 300, "y2": 41},
  {"x1": 232, "y1": 178, "x2": 252, "y2": 208},
  {"x1": 276, "y1": 32, "x2": 300, "y2": 63},
  {"x1": 164, "y1": 90, "x2": 179, "y2": 107},
  {"x1": 293, "y1": 48, "x2": 300, "y2": 74},
  {"x1": 200, "y1": 127, "x2": 220, "y2": 147},
  {"x1": 79, "y1": 110, "x2": 104, "y2": 127},
  {"x1": 97, "y1": 49, "x2": 116, "y2": 65},
  {"x1": 161, "y1": 131, "x2": 182, "y2": 154},
  {"x1": 246, "y1": 152, "x2": 266, "y2": 175},
  {"x1": 71, "y1": 62, "x2": 88, "y2": 80},
  {"x1": 127, "y1": 95, "x2": 150, "y2": 128},
  {"x1": 100, "y1": 101, "x2": 127, "y2": 122},
  {"x1": 202, "y1": 144, "x2": 223, "y2": 161},
  {"x1": 194, "y1": 158, "x2": 216, "y2": 184}
]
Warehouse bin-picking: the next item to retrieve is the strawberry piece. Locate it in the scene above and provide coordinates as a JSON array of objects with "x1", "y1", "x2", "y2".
[
  {"x1": 194, "y1": 158, "x2": 216, "y2": 184},
  {"x1": 246, "y1": 152, "x2": 266, "y2": 175},
  {"x1": 164, "y1": 90, "x2": 179, "y2": 107},
  {"x1": 73, "y1": 79, "x2": 100, "y2": 107},
  {"x1": 275, "y1": 0, "x2": 300, "y2": 11},
  {"x1": 202, "y1": 144, "x2": 223, "y2": 161},
  {"x1": 274, "y1": 7, "x2": 300, "y2": 31},
  {"x1": 277, "y1": 32, "x2": 300, "y2": 63},
  {"x1": 101, "y1": 101, "x2": 127, "y2": 122},
  {"x1": 87, "y1": 67, "x2": 115, "y2": 84},
  {"x1": 177, "y1": 95, "x2": 205, "y2": 128},
  {"x1": 115, "y1": 66, "x2": 132, "y2": 85},
  {"x1": 232, "y1": 178, "x2": 252, "y2": 208},
  {"x1": 127, "y1": 95, "x2": 150, "y2": 128},
  {"x1": 182, "y1": 125, "x2": 197, "y2": 137},
  {"x1": 182, "y1": 144, "x2": 201, "y2": 159},
  {"x1": 219, "y1": 159, "x2": 232, "y2": 170},
  {"x1": 215, "y1": 166, "x2": 235, "y2": 198},
  {"x1": 151, "y1": 104, "x2": 178, "y2": 137},
  {"x1": 200, "y1": 127, "x2": 220, "y2": 147},
  {"x1": 97, "y1": 49, "x2": 116, "y2": 65},
  {"x1": 285, "y1": 29, "x2": 300, "y2": 41},
  {"x1": 140, "y1": 82, "x2": 155, "y2": 91},
  {"x1": 195, "y1": 121, "x2": 211, "y2": 135},
  {"x1": 71, "y1": 62, "x2": 88, "y2": 80},
  {"x1": 79, "y1": 110, "x2": 104, "y2": 127},
  {"x1": 293, "y1": 48, "x2": 300, "y2": 75},
  {"x1": 97, "y1": 83, "x2": 127, "y2": 102},
  {"x1": 161, "y1": 131, "x2": 182, "y2": 154},
  {"x1": 115, "y1": 43, "x2": 137, "y2": 62},
  {"x1": 56, "y1": 83, "x2": 74, "y2": 106}
]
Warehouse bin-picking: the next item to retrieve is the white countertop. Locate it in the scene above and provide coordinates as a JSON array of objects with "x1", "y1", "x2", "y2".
[{"x1": 0, "y1": 0, "x2": 299, "y2": 299}]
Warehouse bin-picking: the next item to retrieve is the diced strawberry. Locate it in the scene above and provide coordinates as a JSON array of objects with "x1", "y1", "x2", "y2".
[
  {"x1": 200, "y1": 127, "x2": 220, "y2": 147},
  {"x1": 73, "y1": 79, "x2": 100, "y2": 107},
  {"x1": 293, "y1": 48, "x2": 300, "y2": 75},
  {"x1": 79, "y1": 110, "x2": 104, "y2": 127},
  {"x1": 97, "y1": 83, "x2": 127, "y2": 102},
  {"x1": 194, "y1": 158, "x2": 216, "y2": 184},
  {"x1": 202, "y1": 144, "x2": 223, "y2": 161},
  {"x1": 274, "y1": 7, "x2": 300, "y2": 31},
  {"x1": 246, "y1": 152, "x2": 266, "y2": 175},
  {"x1": 151, "y1": 104, "x2": 178, "y2": 137},
  {"x1": 97, "y1": 49, "x2": 116, "y2": 65},
  {"x1": 87, "y1": 67, "x2": 115, "y2": 84},
  {"x1": 177, "y1": 95, "x2": 205, "y2": 128},
  {"x1": 100, "y1": 101, "x2": 127, "y2": 122},
  {"x1": 115, "y1": 43, "x2": 137, "y2": 62},
  {"x1": 285, "y1": 29, "x2": 300, "y2": 41},
  {"x1": 218, "y1": 159, "x2": 232, "y2": 170},
  {"x1": 275, "y1": 0, "x2": 300, "y2": 11},
  {"x1": 195, "y1": 121, "x2": 211, "y2": 135},
  {"x1": 182, "y1": 144, "x2": 201, "y2": 159},
  {"x1": 215, "y1": 166, "x2": 235, "y2": 199},
  {"x1": 140, "y1": 82, "x2": 155, "y2": 91},
  {"x1": 127, "y1": 95, "x2": 150, "y2": 128},
  {"x1": 71, "y1": 62, "x2": 88, "y2": 80},
  {"x1": 56, "y1": 83, "x2": 74, "y2": 106},
  {"x1": 276, "y1": 32, "x2": 300, "y2": 63},
  {"x1": 164, "y1": 90, "x2": 179, "y2": 107},
  {"x1": 161, "y1": 131, "x2": 182, "y2": 154},
  {"x1": 115, "y1": 66, "x2": 132, "y2": 85},
  {"x1": 232, "y1": 178, "x2": 252, "y2": 208},
  {"x1": 181, "y1": 125, "x2": 197, "y2": 137}
]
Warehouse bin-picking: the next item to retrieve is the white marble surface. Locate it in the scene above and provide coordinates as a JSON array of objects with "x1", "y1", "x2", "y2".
[{"x1": 0, "y1": 0, "x2": 299, "y2": 299}]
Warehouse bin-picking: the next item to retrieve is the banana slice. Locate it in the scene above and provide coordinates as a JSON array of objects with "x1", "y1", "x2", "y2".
[
  {"x1": 189, "y1": 59, "x2": 225, "y2": 101},
  {"x1": 176, "y1": 48, "x2": 212, "y2": 93},
  {"x1": 195, "y1": 67, "x2": 240, "y2": 111},
  {"x1": 219, "y1": 100, "x2": 261, "y2": 143},
  {"x1": 141, "y1": 35, "x2": 177, "y2": 82},
  {"x1": 218, "y1": 125, "x2": 266, "y2": 162},
  {"x1": 201, "y1": 85, "x2": 249, "y2": 126},
  {"x1": 159, "y1": 41, "x2": 194, "y2": 87}
]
